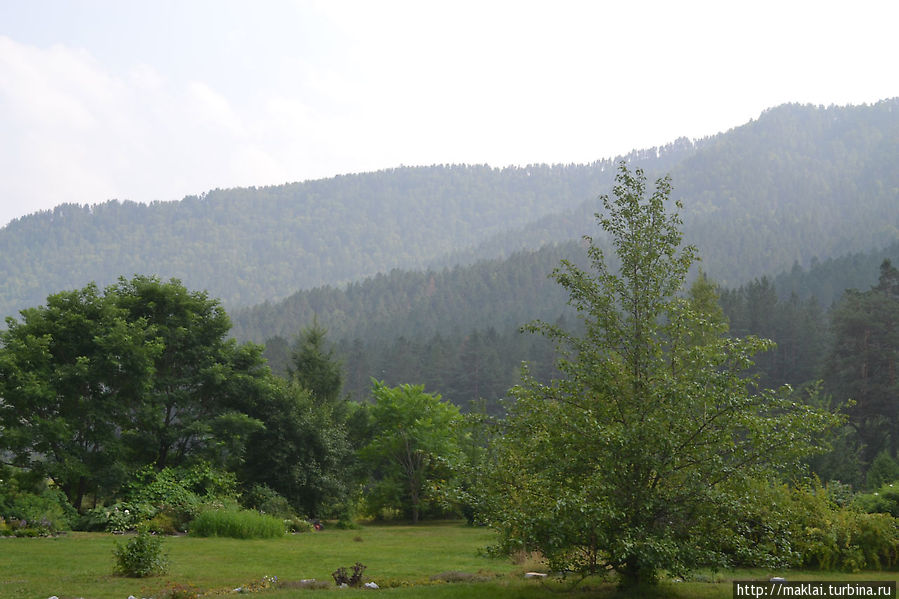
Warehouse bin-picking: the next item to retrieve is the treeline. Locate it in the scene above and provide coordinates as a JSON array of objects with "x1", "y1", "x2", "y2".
[
  {"x1": 234, "y1": 239, "x2": 899, "y2": 415},
  {"x1": 245, "y1": 240, "x2": 899, "y2": 487},
  {"x1": 0, "y1": 276, "x2": 471, "y2": 532}
]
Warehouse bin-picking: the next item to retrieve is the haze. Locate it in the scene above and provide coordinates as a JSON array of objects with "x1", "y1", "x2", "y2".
[{"x1": 1, "y1": 0, "x2": 896, "y2": 227}]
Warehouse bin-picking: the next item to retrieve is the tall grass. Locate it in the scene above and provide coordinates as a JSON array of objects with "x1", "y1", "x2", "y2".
[{"x1": 189, "y1": 509, "x2": 285, "y2": 539}]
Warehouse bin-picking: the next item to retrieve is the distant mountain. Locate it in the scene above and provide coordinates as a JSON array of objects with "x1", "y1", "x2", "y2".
[
  {"x1": 1, "y1": 99, "x2": 897, "y2": 321},
  {"x1": 440, "y1": 100, "x2": 899, "y2": 287},
  {"x1": 0, "y1": 159, "x2": 674, "y2": 320}
]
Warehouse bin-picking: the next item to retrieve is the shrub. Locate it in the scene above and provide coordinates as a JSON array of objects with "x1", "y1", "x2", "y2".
[
  {"x1": 142, "y1": 513, "x2": 179, "y2": 535},
  {"x1": 800, "y1": 509, "x2": 899, "y2": 571},
  {"x1": 704, "y1": 477, "x2": 899, "y2": 571},
  {"x1": 2, "y1": 488, "x2": 75, "y2": 534},
  {"x1": 113, "y1": 531, "x2": 169, "y2": 577},
  {"x1": 84, "y1": 502, "x2": 157, "y2": 533},
  {"x1": 189, "y1": 509, "x2": 285, "y2": 539},
  {"x1": 854, "y1": 482, "x2": 899, "y2": 517},
  {"x1": 285, "y1": 517, "x2": 314, "y2": 533},
  {"x1": 866, "y1": 451, "x2": 899, "y2": 490},
  {"x1": 242, "y1": 484, "x2": 295, "y2": 519}
]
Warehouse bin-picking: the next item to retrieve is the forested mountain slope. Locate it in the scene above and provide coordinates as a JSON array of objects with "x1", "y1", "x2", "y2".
[
  {"x1": 2, "y1": 100, "x2": 897, "y2": 322},
  {"x1": 236, "y1": 239, "x2": 899, "y2": 414},
  {"x1": 0, "y1": 160, "x2": 644, "y2": 320},
  {"x1": 442, "y1": 100, "x2": 899, "y2": 286}
]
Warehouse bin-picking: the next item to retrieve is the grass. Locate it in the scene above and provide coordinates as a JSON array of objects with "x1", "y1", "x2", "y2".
[
  {"x1": 189, "y1": 509, "x2": 286, "y2": 539},
  {"x1": 1, "y1": 522, "x2": 896, "y2": 598}
]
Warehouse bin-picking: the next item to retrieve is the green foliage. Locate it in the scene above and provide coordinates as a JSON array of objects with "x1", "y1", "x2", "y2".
[
  {"x1": 866, "y1": 450, "x2": 899, "y2": 491},
  {"x1": 83, "y1": 501, "x2": 157, "y2": 533},
  {"x1": 289, "y1": 321, "x2": 344, "y2": 406},
  {"x1": 361, "y1": 381, "x2": 464, "y2": 523},
  {"x1": 113, "y1": 531, "x2": 169, "y2": 577},
  {"x1": 479, "y1": 163, "x2": 842, "y2": 586},
  {"x1": 285, "y1": 516, "x2": 315, "y2": 533},
  {"x1": 121, "y1": 463, "x2": 238, "y2": 531},
  {"x1": 189, "y1": 508, "x2": 285, "y2": 539},
  {"x1": 241, "y1": 484, "x2": 296, "y2": 519},
  {"x1": 0, "y1": 276, "x2": 269, "y2": 511},
  {"x1": 0, "y1": 466, "x2": 76, "y2": 534},
  {"x1": 825, "y1": 260, "x2": 899, "y2": 466},
  {"x1": 801, "y1": 509, "x2": 899, "y2": 572},
  {"x1": 853, "y1": 481, "x2": 899, "y2": 518},
  {"x1": 236, "y1": 379, "x2": 352, "y2": 518}
]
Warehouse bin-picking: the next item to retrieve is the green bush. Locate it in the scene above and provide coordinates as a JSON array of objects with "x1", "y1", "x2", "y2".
[
  {"x1": 0, "y1": 467, "x2": 75, "y2": 534},
  {"x1": 866, "y1": 451, "x2": 899, "y2": 490},
  {"x1": 189, "y1": 509, "x2": 285, "y2": 539},
  {"x1": 113, "y1": 531, "x2": 169, "y2": 577},
  {"x1": 706, "y1": 477, "x2": 899, "y2": 572},
  {"x1": 241, "y1": 484, "x2": 296, "y2": 519},
  {"x1": 801, "y1": 509, "x2": 899, "y2": 571},
  {"x1": 141, "y1": 513, "x2": 179, "y2": 535},
  {"x1": 1, "y1": 488, "x2": 75, "y2": 534},
  {"x1": 854, "y1": 482, "x2": 899, "y2": 517},
  {"x1": 83, "y1": 501, "x2": 157, "y2": 533},
  {"x1": 285, "y1": 517, "x2": 314, "y2": 533}
]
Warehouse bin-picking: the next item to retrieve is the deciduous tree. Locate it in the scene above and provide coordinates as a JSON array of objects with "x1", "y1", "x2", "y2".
[{"x1": 478, "y1": 163, "x2": 840, "y2": 586}]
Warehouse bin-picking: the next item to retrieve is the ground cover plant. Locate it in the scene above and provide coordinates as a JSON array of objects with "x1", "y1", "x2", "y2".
[{"x1": 1, "y1": 522, "x2": 896, "y2": 599}]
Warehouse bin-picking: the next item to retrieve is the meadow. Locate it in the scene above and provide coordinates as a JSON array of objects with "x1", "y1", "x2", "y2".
[{"x1": 2, "y1": 522, "x2": 897, "y2": 599}]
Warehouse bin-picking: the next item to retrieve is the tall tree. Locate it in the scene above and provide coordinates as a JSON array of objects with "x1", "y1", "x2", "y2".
[
  {"x1": 112, "y1": 276, "x2": 248, "y2": 470},
  {"x1": 0, "y1": 284, "x2": 159, "y2": 508},
  {"x1": 825, "y1": 259, "x2": 899, "y2": 464},
  {"x1": 288, "y1": 322, "x2": 343, "y2": 406},
  {"x1": 478, "y1": 163, "x2": 840, "y2": 586}
]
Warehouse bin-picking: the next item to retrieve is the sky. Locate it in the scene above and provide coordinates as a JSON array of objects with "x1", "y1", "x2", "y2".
[{"x1": 1, "y1": 0, "x2": 897, "y2": 228}]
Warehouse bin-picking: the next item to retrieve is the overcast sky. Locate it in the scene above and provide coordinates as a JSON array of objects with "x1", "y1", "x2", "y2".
[{"x1": 1, "y1": 0, "x2": 897, "y2": 227}]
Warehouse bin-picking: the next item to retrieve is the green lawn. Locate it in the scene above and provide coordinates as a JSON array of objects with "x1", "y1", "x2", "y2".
[{"x1": 1, "y1": 523, "x2": 896, "y2": 598}]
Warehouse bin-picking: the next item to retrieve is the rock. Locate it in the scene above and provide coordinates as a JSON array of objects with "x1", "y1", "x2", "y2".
[
  {"x1": 364, "y1": 581, "x2": 379, "y2": 589},
  {"x1": 524, "y1": 572, "x2": 548, "y2": 578}
]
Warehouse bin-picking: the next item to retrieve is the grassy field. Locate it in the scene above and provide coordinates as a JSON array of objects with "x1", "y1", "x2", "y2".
[{"x1": 2, "y1": 522, "x2": 897, "y2": 598}]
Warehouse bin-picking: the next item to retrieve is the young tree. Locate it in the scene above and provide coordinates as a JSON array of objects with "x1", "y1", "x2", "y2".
[
  {"x1": 478, "y1": 163, "x2": 840, "y2": 586},
  {"x1": 289, "y1": 321, "x2": 343, "y2": 406},
  {"x1": 361, "y1": 381, "x2": 462, "y2": 523}
]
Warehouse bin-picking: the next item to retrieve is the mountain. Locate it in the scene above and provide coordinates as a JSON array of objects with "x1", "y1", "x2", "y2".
[{"x1": 1, "y1": 100, "x2": 897, "y2": 322}]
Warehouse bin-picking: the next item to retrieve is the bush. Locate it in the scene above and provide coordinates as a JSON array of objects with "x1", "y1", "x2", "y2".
[
  {"x1": 83, "y1": 502, "x2": 157, "y2": 533},
  {"x1": 801, "y1": 509, "x2": 899, "y2": 571},
  {"x1": 1, "y1": 488, "x2": 75, "y2": 534},
  {"x1": 241, "y1": 484, "x2": 295, "y2": 519},
  {"x1": 866, "y1": 451, "x2": 899, "y2": 490},
  {"x1": 285, "y1": 517, "x2": 314, "y2": 533},
  {"x1": 0, "y1": 467, "x2": 75, "y2": 534},
  {"x1": 189, "y1": 509, "x2": 285, "y2": 539},
  {"x1": 113, "y1": 531, "x2": 169, "y2": 577},
  {"x1": 854, "y1": 482, "x2": 899, "y2": 517},
  {"x1": 142, "y1": 513, "x2": 179, "y2": 535}
]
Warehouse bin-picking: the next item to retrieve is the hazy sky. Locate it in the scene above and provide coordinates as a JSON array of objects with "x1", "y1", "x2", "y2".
[{"x1": 1, "y1": 0, "x2": 897, "y2": 227}]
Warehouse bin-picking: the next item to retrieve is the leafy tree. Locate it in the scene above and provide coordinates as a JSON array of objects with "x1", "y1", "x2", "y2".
[
  {"x1": 112, "y1": 275, "x2": 248, "y2": 470},
  {"x1": 478, "y1": 163, "x2": 840, "y2": 586},
  {"x1": 361, "y1": 381, "x2": 462, "y2": 523},
  {"x1": 0, "y1": 284, "x2": 159, "y2": 508},
  {"x1": 236, "y1": 379, "x2": 351, "y2": 518},
  {"x1": 0, "y1": 276, "x2": 276, "y2": 511}
]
